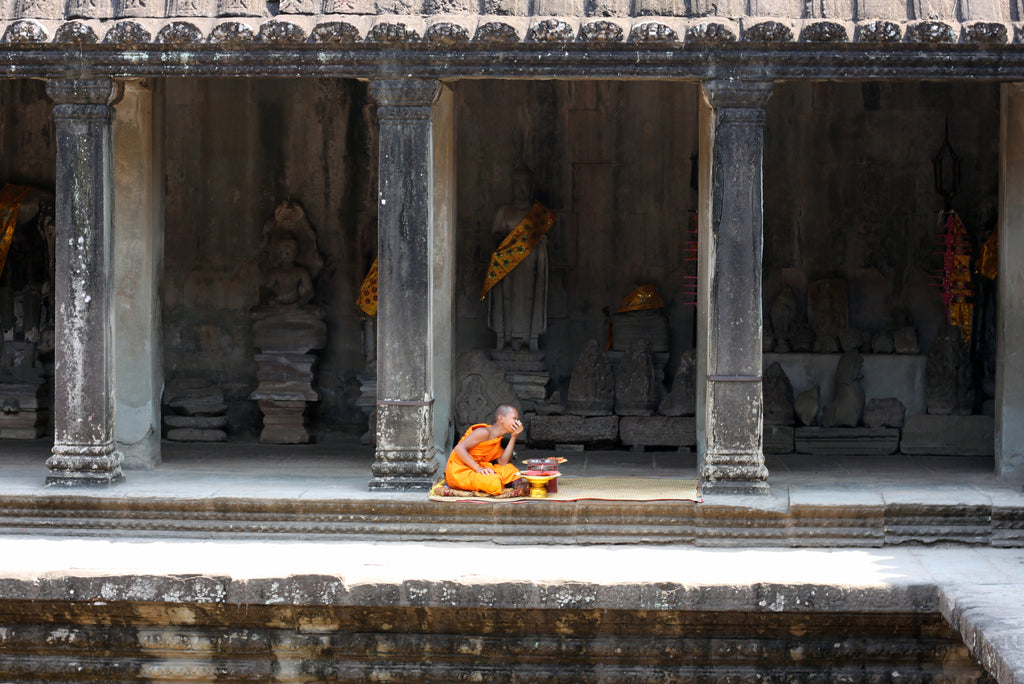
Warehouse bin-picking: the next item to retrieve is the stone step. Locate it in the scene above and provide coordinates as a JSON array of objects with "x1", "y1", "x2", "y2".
[{"x1": 0, "y1": 493, "x2": 1019, "y2": 548}]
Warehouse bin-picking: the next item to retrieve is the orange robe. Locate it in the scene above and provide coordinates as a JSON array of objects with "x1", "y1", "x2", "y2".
[{"x1": 445, "y1": 424, "x2": 522, "y2": 496}]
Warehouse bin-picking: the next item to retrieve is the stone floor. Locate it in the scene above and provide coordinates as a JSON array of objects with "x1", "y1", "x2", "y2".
[
  {"x1": 0, "y1": 434, "x2": 1023, "y2": 681},
  {"x1": 0, "y1": 432, "x2": 1017, "y2": 505}
]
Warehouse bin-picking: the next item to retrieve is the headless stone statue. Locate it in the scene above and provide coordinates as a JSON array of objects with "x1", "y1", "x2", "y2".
[
  {"x1": 822, "y1": 351, "x2": 865, "y2": 427},
  {"x1": 926, "y1": 323, "x2": 972, "y2": 415},
  {"x1": 615, "y1": 339, "x2": 658, "y2": 416},
  {"x1": 487, "y1": 169, "x2": 549, "y2": 352},
  {"x1": 763, "y1": 362, "x2": 795, "y2": 425},
  {"x1": 795, "y1": 384, "x2": 820, "y2": 426},
  {"x1": 769, "y1": 286, "x2": 797, "y2": 353},
  {"x1": 567, "y1": 339, "x2": 614, "y2": 416},
  {"x1": 658, "y1": 348, "x2": 696, "y2": 417}
]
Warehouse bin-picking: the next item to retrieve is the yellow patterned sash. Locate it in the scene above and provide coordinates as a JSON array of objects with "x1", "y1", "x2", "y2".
[
  {"x1": 0, "y1": 184, "x2": 29, "y2": 281},
  {"x1": 480, "y1": 201, "x2": 555, "y2": 300},
  {"x1": 357, "y1": 257, "x2": 378, "y2": 317}
]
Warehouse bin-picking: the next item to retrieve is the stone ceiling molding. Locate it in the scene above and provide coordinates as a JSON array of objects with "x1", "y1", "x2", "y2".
[
  {"x1": 258, "y1": 18, "x2": 306, "y2": 41},
  {"x1": 2, "y1": 18, "x2": 48, "y2": 40},
  {"x1": 903, "y1": 19, "x2": 956, "y2": 41},
  {"x1": 578, "y1": 19, "x2": 625, "y2": 41},
  {"x1": 527, "y1": 17, "x2": 574, "y2": 40},
  {"x1": 685, "y1": 20, "x2": 737, "y2": 42},
  {"x1": 367, "y1": 19, "x2": 420, "y2": 39},
  {"x1": 52, "y1": 18, "x2": 97, "y2": 40},
  {"x1": 799, "y1": 19, "x2": 849, "y2": 41},
  {"x1": 742, "y1": 19, "x2": 794, "y2": 40},
  {"x1": 423, "y1": 20, "x2": 470, "y2": 42},
  {"x1": 208, "y1": 19, "x2": 255, "y2": 41},
  {"x1": 628, "y1": 20, "x2": 678, "y2": 41},
  {"x1": 103, "y1": 19, "x2": 151, "y2": 41},
  {"x1": 474, "y1": 20, "x2": 520, "y2": 41},
  {"x1": 962, "y1": 20, "x2": 1008, "y2": 42},
  {"x1": 856, "y1": 18, "x2": 902, "y2": 40},
  {"x1": 0, "y1": 11, "x2": 1020, "y2": 47},
  {"x1": 308, "y1": 20, "x2": 362, "y2": 40},
  {"x1": 155, "y1": 19, "x2": 204, "y2": 41}
]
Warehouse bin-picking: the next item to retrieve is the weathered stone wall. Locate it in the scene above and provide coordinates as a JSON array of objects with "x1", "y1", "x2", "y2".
[
  {"x1": 455, "y1": 80, "x2": 702, "y2": 384},
  {"x1": 763, "y1": 81, "x2": 1000, "y2": 354},
  {"x1": 162, "y1": 78, "x2": 376, "y2": 435},
  {"x1": 0, "y1": 80, "x2": 56, "y2": 189}
]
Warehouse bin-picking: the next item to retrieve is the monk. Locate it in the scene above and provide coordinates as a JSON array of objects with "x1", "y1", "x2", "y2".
[{"x1": 445, "y1": 404, "x2": 524, "y2": 496}]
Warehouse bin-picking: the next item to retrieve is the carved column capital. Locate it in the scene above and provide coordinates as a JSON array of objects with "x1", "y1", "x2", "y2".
[
  {"x1": 46, "y1": 77, "x2": 124, "y2": 108},
  {"x1": 701, "y1": 80, "x2": 773, "y2": 126},
  {"x1": 370, "y1": 78, "x2": 441, "y2": 121}
]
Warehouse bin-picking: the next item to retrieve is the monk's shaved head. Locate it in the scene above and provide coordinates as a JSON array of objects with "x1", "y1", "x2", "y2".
[{"x1": 494, "y1": 404, "x2": 517, "y2": 421}]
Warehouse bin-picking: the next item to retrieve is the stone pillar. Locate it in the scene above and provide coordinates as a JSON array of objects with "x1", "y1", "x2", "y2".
[
  {"x1": 996, "y1": 84, "x2": 1024, "y2": 482},
  {"x1": 368, "y1": 78, "x2": 444, "y2": 490},
  {"x1": 113, "y1": 79, "x2": 164, "y2": 470},
  {"x1": 696, "y1": 80, "x2": 772, "y2": 495},
  {"x1": 45, "y1": 78, "x2": 124, "y2": 486}
]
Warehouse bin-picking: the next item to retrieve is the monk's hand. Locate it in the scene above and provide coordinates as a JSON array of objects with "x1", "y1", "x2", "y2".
[
  {"x1": 477, "y1": 466, "x2": 496, "y2": 475},
  {"x1": 510, "y1": 419, "x2": 524, "y2": 437}
]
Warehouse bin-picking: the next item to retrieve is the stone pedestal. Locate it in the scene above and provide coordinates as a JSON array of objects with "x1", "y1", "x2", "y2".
[
  {"x1": 528, "y1": 415, "x2": 619, "y2": 447},
  {"x1": 697, "y1": 79, "x2": 772, "y2": 495},
  {"x1": 0, "y1": 382, "x2": 47, "y2": 438},
  {"x1": 45, "y1": 77, "x2": 124, "y2": 486},
  {"x1": 794, "y1": 427, "x2": 900, "y2": 456},
  {"x1": 619, "y1": 416, "x2": 696, "y2": 448},
  {"x1": 490, "y1": 349, "x2": 549, "y2": 405},
  {"x1": 764, "y1": 425, "x2": 794, "y2": 454},
  {"x1": 369, "y1": 78, "x2": 448, "y2": 490},
  {"x1": 163, "y1": 378, "x2": 228, "y2": 442},
  {"x1": 251, "y1": 323, "x2": 325, "y2": 444},
  {"x1": 900, "y1": 414, "x2": 994, "y2": 456}
]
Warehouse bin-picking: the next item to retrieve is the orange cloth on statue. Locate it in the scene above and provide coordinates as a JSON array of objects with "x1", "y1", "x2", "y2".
[
  {"x1": 0, "y1": 184, "x2": 29, "y2": 281},
  {"x1": 356, "y1": 258, "x2": 378, "y2": 317},
  {"x1": 445, "y1": 423, "x2": 522, "y2": 496}
]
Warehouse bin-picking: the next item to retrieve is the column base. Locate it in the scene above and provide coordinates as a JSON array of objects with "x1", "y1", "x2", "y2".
[
  {"x1": 46, "y1": 471, "x2": 125, "y2": 487},
  {"x1": 46, "y1": 446, "x2": 125, "y2": 487},
  {"x1": 699, "y1": 454, "x2": 769, "y2": 495},
  {"x1": 370, "y1": 446, "x2": 438, "y2": 491}
]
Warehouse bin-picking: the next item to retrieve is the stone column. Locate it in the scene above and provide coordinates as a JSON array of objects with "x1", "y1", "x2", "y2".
[
  {"x1": 45, "y1": 78, "x2": 124, "y2": 486},
  {"x1": 113, "y1": 79, "x2": 164, "y2": 470},
  {"x1": 996, "y1": 84, "x2": 1024, "y2": 482},
  {"x1": 368, "y1": 78, "x2": 444, "y2": 490},
  {"x1": 696, "y1": 80, "x2": 772, "y2": 495}
]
